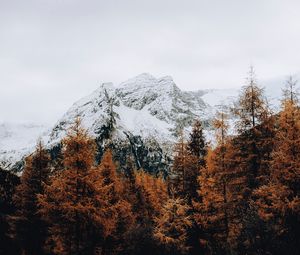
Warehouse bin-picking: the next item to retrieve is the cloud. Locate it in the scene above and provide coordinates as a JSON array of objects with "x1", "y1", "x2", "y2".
[{"x1": 0, "y1": 0, "x2": 300, "y2": 123}]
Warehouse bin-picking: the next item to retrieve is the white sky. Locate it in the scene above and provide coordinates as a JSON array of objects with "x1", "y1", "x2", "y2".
[{"x1": 1, "y1": 0, "x2": 300, "y2": 123}]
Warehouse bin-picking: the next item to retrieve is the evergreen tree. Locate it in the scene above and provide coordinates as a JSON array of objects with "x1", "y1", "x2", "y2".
[
  {"x1": 254, "y1": 100, "x2": 276, "y2": 185},
  {"x1": 231, "y1": 71, "x2": 276, "y2": 252},
  {"x1": 96, "y1": 150, "x2": 135, "y2": 255},
  {"x1": 38, "y1": 119, "x2": 117, "y2": 254},
  {"x1": 154, "y1": 196, "x2": 192, "y2": 255},
  {"x1": 13, "y1": 141, "x2": 51, "y2": 255},
  {"x1": 0, "y1": 168, "x2": 20, "y2": 255},
  {"x1": 187, "y1": 119, "x2": 207, "y2": 167},
  {"x1": 120, "y1": 160, "x2": 154, "y2": 255},
  {"x1": 170, "y1": 131, "x2": 188, "y2": 197},
  {"x1": 253, "y1": 82, "x2": 300, "y2": 254},
  {"x1": 229, "y1": 69, "x2": 277, "y2": 254},
  {"x1": 234, "y1": 66, "x2": 266, "y2": 131},
  {"x1": 170, "y1": 131, "x2": 197, "y2": 200},
  {"x1": 186, "y1": 120, "x2": 207, "y2": 203},
  {"x1": 193, "y1": 111, "x2": 232, "y2": 253},
  {"x1": 233, "y1": 66, "x2": 269, "y2": 190},
  {"x1": 134, "y1": 170, "x2": 168, "y2": 221},
  {"x1": 122, "y1": 157, "x2": 148, "y2": 224},
  {"x1": 282, "y1": 75, "x2": 298, "y2": 105},
  {"x1": 126, "y1": 170, "x2": 168, "y2": 255}
]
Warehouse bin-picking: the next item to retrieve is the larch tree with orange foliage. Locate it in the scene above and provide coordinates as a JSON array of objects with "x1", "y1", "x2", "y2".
[
  {"x1": 121, "y1": 168, "x2": 168, "y2": 255},
  {"x1": 135, "y1": 170, "x2": 168, "y2": 220},
  {"x1": 121, "y1": 157, "x2": 148, "y2": 224},
  {"x1": 233, "y1": 66, "x2": 268, "y2": 191},
  {"x1": 230, "y1": 68, "x2": 278, "y2": 253},
  {"x1": 170, "y1": 131, "x2": 199, "y2": 201},
  {"x1": 170, "y1": 131, "x2": 187, "y2": 197},
  {"x1": 38, "y1": 119, "x2": 121, "y2": 254},
  {"x1": 154, "y1": 195, "x2": 192, "y2": 255},
  {"x1": 13, "y1": 140, "x2": 51, "y2": 255},
  {"x1": 253, "y1": 78, "x2": 300, "y2": 254},
  {"x1": 96, "y1": 150, "x2": 135, "y2": 255},
  {"x1": 193, "y1": 110, "x2": 232, "y2": 253}
]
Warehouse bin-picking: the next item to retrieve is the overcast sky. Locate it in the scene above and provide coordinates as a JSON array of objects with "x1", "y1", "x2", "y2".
[{"x1": 1, "y1": 0, "x2": 300, "y2": 124}]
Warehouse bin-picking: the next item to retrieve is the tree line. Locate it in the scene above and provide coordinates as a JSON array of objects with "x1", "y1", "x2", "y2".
[{"x1": 0, "y1": 68, "x2": 300, "y2": 254}]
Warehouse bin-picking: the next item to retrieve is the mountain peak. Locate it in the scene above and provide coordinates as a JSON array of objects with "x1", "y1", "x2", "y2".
[
  {"x1": 158, "y1": 75, "x2": 174, "y2": 82},
  {"x1": 119, "y1": 73, "x2": 157, "y2": 88},
  {"x1": 99, "y1": 82, "x2": 114, "y2": 90},
  {"x1": 135, "y1": 72, "x2": 156, "y2": 79}
]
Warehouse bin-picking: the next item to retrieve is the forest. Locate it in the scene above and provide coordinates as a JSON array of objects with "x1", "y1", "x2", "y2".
[{"x1": 1, "y1": 71, "x2": 300, "y2": 255}]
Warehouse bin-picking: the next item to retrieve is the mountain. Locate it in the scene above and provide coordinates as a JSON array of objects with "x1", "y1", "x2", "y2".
[
  {"x1": 1, "y1": 72, "x2": 284, "y2": 173},
  {"x1": 47, "y1": 73, "x2": 217, "y2": 144}
]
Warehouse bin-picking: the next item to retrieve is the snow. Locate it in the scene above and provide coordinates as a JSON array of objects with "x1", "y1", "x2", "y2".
[
  {"x1": 116, "y1": 102, "x2": 174, "y2": 142},
  {"x1": 0, "y1": 123, "x2": 47, "y2": 151},
  {"x1": 201, "y1": 88, "x2": 239, "y2": 107},
  {"x1": 0, "y1": 122, "x2": 49, "y2": 170}
]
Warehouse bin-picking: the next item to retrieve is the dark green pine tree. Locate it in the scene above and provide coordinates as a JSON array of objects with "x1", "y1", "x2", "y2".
[
  {"x1": 187, "y1": 119, "x2": 207, "y2": 168},
  {"x1": 13, "y1": 140, "x2": 51, "y2": 255},
  {"x1": 184, "y1": 120, "x2": 208, "y2": 255},
  {"x1": 185, "y1": 119, "x2": 207, "y2": 202},
  {"x1": 0, "y1": 168, "x2": 20, "y2": 254}
]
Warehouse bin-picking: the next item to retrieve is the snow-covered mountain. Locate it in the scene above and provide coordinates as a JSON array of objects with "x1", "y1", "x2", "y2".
[
  {"x1": 47, "y1": 73, "x2": 216, "y2": 145},
  {"x1": 0, "y1": 123, "x2": 49, "y2": 170},
  {"x1": 1, "y1": 72, "x2": 284, "y2": 172}
]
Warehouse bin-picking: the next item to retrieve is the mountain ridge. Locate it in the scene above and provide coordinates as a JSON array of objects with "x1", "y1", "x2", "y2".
[{"x1": 1, "y1": 72, "x2": 287, "y2": 172}]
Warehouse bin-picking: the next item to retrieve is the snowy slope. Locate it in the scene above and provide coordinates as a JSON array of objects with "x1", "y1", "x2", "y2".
[
  {"x1": 0, "y1": 123, "x2": 49, "y2": 170},
  {"x1": 202, "y1": 88, "x2": 238, "y2": 108}
]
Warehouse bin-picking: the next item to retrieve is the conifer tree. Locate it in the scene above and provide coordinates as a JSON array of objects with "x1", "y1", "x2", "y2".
[
  {"x1": 170, "y1": 131, "x2": 197, "y2": 200},
  {"x1": 122, "y1": 169, "x2": 168, "y2": 255},
  {"x1": 135, "y1": 170, "x2": 168, "y2": 220},
  {"x1": 253, "y1": 80, "x2": 300, "y2": 253},
  {"x1": 38, "y1": 119, "x2": 121, "y2": 254},
  {"x1": 122, "y1": 157, "x2": 148, "y2": 223},
  {"x1": 234, "y1": 66, "x2": 266, "y2": 131},
  {"x1": 187, "y1": 119, "x2": 207, "y2": 166},
  {"x1": 96, "y1": 150, "x2": 135, "y2": 255},
  {"x1": 193, "y1": 111, "x2": 232, "y2": 253},
  {"x1": 0, "y1": 168, "x2": 20, "y2": 212},
  {"x1": 120, "y1": 160, "x2": 155, "y2": 254},
  {"x1": 0, "y1": 168, "x2": 20, "y2": 254},
  {"x1": 282, "y1": 75, "x2": 298, "y2": 105},
  {"x1": 185, "y1": 120, "x2": 207, "y2": 203},
  {"x1": 230, "y1": 70, "x2": 277, "y2": 252},
  {"x1": 13, "y1": 140, "x2": 50, "y2": 255},
  {"x1": 233, "y1": 66, "x2": 267, "y2": 190},
  {"x1": 154, "y1": 196, "x2": 192, "y2": 255},
  {"x1": 170, "y1": 131, "x2": 188, "y2": 197},
  {"x1": 254, "y1": 100, "x2": 276, "y2": 184}
]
